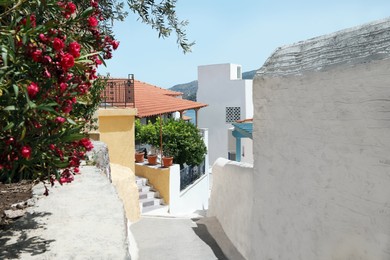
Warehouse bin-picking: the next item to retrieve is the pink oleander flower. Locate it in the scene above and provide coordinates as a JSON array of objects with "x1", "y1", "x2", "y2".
[
  {"x1": 62, "y1": 100, "x2": 73, "y2": 113},
  {"x1": 60, "y1": 82, "x2": 68, "y2": 92},
  {"x1": 21, "y1": 146, "x2": 32, "y2": 159},
  {"x1": 53, "y1": 37, "x2": 65, "y2": 51},
  {"x1": 31, "y1": 49, "x2": 42, "y2": 62},
  {"x1": 112, "y1": 40, "x2": 119, "y2": 50},
  {"x1": 79, "y1": 138, "x2": 93, "y2": 151},
  {"x1": 88, "y1": 16, "x2": 98, "y2": 27},
  {"x1": 90, "y1": 0, "x2": 98, "y2": 8},
  {"x1": 66, "y1": 2, "x2": 76, "y2": 14},
  {"x1": 60, "y1": 53, "x2": 74, "y2": 70},
  {"x1": 39, "y1": 33, "x2": 47, "y2": 42},
  {"x1": 27, "y1": 82, "x2": 39, "y2": 98},
  {"x1": 68, "y1": 41, "x2": 81, "y2": 58},
  {"x1": 55, "y1": 117, "x2": 66, "y2": 123},
  {"x1": 30, "y1": 14, "x2": 36, "y2": 27},
  {"x1": 43, "y1": 69, "x2": 51, "y2": 78}
]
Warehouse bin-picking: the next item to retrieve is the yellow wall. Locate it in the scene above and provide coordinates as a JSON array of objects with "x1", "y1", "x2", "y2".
[
  {"x1": 110, "y1": 163, "x2": 140, "y2": 222},
  {"x1": 135, "y1": 164, "x2": 171, "y2": 204},
  {"x1": 98, "y1": 108, "x2": 136, "y2": 172}
]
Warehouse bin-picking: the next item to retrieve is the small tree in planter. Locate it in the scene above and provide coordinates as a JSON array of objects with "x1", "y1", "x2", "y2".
[
  {"x1": 162, "y1": 119, "x2": 206, "y2": 169},
  {"x1": 136, "y1": 119, "x2": 160, "y2": 165},
  {"x1": 134, "y1": 119, "x2": 145, "y2": 162}
]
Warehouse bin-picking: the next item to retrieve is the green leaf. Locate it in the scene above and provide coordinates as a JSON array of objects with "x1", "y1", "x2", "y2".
[
  {"x1": 66, "y1": 118, "x2": 77, "y2": 125},
  {"x1": 28, "y1": 100, "x2": 36, "y2": 109},
  {"x1": 81, "y1": 7, "x2": 94, "y2": 18},
  {"x1": 37, "y1": 105, "x2": 56, "y2": 112},
  {"x1": 13, "y1": 84, "x2": 18, "y2": 97},
  {"x1": 1, "y1": 47, "x2": 8, "y2": 67},
  {"x1": 3, "y1": 122, "x2": 14, "y2": 131},
  {"x1": 53, "y1": 160, "x2": 69, "y2": 168},
  {"x1": 3, "y1": 105, "x2": 16, "y2": 110},
  {"x1": 0, "y1": 0, "x2": 13, "y2": 7},
  {"x1": 62, "y1": 133, "x2": 84, "y2": 142},
  {"x1": 19, "y1": 126, "x2": 26, "y2": 141}
]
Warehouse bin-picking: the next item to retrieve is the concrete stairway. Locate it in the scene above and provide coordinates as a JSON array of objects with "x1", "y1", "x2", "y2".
[{"x1": 136, "y1": 176, "x2": 165, "y2": 213}]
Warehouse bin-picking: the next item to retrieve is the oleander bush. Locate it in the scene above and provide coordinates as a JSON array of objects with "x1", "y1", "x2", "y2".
[
  {"x1": 0, "y1": 0, "x2": 192, "y2": 184},
  {"x1": 0, "y1": 0, "x2": 118, "y2": 183}
]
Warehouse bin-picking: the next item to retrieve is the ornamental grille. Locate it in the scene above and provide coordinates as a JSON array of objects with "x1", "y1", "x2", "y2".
[{"x1": 225, "y1": 107, "x2": 241, "y2": 123}]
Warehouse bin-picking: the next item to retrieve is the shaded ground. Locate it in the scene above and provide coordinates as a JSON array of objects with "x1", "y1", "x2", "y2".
[
  {"x1": 0, "y1": 166, "x2": 129, "y2": 259},
  {"x1": 0, "y1": 181, "x2": 33, "y2": 226}
]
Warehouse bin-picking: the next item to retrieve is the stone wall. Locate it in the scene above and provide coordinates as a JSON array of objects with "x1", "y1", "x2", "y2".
[
  {"x1": 250, "y1": 18, "x2": 390, "y2": 259},
  {"x1": 88, "y1": 141, "x2": 111, "y2": 181}
]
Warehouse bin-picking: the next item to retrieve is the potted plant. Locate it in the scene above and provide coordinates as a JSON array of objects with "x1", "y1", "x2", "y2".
[
  {"x1": 134, "y1": 119, "x2": 145, "y2": 163},
  {"x1": 161, "y1": 143, "x2": 176, "y2": 167},
  {"x1": 162, "y1": 118, "x2": 207, "y2": 169},
  {"x1": 141, "y1": 120, "x2": 160, "y2": 165},
  {"x1": 135, "y1": 150, "x2": 145, "y2": 163}
]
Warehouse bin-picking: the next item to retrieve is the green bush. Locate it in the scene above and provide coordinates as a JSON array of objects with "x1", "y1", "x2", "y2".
[{"x1": 135, "y1": 118, "x2": 207, "y2": 168}]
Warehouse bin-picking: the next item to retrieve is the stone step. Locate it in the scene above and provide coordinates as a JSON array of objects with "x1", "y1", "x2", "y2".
[
  {"x1": 139, "y1": 190, "x2": 160, "y2": 200},
  {"x1": 139, "y1": 197, "x2": 163, "y2": 208},
  {"x1": 142, "y1": 204, "x2": 168, "y2": 214},
  {"x1": 135, "y1": 177, "x2": 148, "y2": 186},
  {"x1": 138, "y1": 185, "x2": 151, "y2": 193}
]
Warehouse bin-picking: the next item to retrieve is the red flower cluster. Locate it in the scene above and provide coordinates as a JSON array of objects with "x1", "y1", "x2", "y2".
[
  {"x1": 58, "y1": 1, "x2": 77, "y2": 19},
  {"x1": 27, "y1": 82, "x2": 39, "y2": 98},
  {"x1": 79, "y1": 138, "x2": 93, "y2": 151},
  {"x1": 88, "y1": 16, "x2": 99, "y2": 27},
  {"x1": 53, "y1": 37, "x2": 65, "y2": 51},
  {"x1": 60, "y1": 53, "x2": 74, "y2": 71},
  {"x1": 68, "y1": 41, "x2": 81, "y2": 58}
]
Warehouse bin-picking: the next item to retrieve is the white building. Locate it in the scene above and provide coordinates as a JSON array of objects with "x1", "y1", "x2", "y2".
[
  {"x1": 197, "y1": 63, "x2": 253, "y2": 166},
  {"x1": 208, "y1": 18, "x2": 390, "y2": 259}
]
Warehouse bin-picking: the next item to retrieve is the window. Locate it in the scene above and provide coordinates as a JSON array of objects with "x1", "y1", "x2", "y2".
[
  {"x1": 226, "y1": 107, "x2": 241, "y2": 123},
  {"x1": 237, "y1": 66, "x2": 242, "y2": 79}
]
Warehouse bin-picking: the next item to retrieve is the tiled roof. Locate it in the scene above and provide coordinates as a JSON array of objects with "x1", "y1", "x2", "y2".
[{"x1": 105, "y1": 78, "x2": 207, "y2": 118}]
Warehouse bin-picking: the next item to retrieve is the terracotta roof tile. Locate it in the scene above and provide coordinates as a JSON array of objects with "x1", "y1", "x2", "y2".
[{"x1": 105, "y1": 78, "x2": 207, "y2": 118}]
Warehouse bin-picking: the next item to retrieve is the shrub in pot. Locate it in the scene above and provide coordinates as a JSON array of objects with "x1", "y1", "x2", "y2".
[{"x1": 162, "y1": 119, "x2": 206, "y2": 169}]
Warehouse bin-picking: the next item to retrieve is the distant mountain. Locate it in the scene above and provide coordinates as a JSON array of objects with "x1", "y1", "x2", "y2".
[
  {"x1": 169, "y1": 80, "x2": 198, "y2": 101},
  {"x1": 242, "y1": 70, "x2": 257, "y2": 79},
  {"x1": 169, "y1": 69, "x2": 257, "y2": 101}
]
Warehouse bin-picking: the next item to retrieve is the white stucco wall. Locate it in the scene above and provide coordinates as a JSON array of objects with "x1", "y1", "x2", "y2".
[
  {"x1": 251, "y1": 58, "x2": 390, "y2": 259},
  {"x1": 197, "y1": 63, "x2": 253, "y2": 166},
  {"x1": 240, "y1": 138, "x2": 253, "y2": 164},
  {"x1": 208, "y1": 158, "x2": 253, "y2": 259},
  {"x1": 169, "y1": 164, "x2": 210, "y2": 215}
]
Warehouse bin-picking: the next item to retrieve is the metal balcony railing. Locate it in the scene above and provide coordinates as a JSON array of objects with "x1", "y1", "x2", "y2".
[{"x1": 101, "y1": 74, "x2": 135, "y2": 108}]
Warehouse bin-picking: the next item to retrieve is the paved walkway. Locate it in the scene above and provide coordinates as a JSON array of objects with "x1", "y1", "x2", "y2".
[
  {"x1": 130, "y1": 216, "x2": 227, "y2": 260},
  {"x1": 130, "y1": 214, "x2": 245, "y2": 260},
  {"x1": 0, "y1": 165, "x2": 243, "y2": 260},
  {"x1": 0, "y1": 166, "x2": 130, "y2": 259}
]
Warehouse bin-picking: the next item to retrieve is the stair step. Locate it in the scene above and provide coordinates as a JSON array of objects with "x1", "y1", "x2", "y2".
[
  {"x1": 142, "y1": 204, "x2": 168, "y2": 214},
  {"x1": 139, "y1": 190, "x2": 159, "y2": 199},
  {"x1": 136, "y1": 175, "x2": 164, "y2": 213},
  {"x1": 139, "y1": 197, "x2": 163, "y2": 208},
  {"x1": 135, "y1": 177, "x2": 148, "y2": 186},
  {"x1": 138, "y1": 185, "x2": 151, "y2": 192}
]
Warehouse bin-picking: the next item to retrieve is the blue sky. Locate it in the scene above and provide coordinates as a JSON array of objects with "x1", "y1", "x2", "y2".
[{"x1": 97, "y1": 0, "x2": 390, "y2": 88}]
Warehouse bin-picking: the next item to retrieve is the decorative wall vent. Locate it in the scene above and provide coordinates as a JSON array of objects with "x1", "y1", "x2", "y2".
[{"x1": 226, "y1": 107, "x2": 241, "y2": 123}]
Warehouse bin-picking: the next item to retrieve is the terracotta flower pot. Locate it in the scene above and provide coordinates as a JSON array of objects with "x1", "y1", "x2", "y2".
[
  {"x1": 147, "y1": 154, "x2": 158, "y2": 165},
  {"x1": 135, "y1": 152, "x2": 144, "y2": 163},
  {"x1": 162, "y1": 156, "x2": 173, "y2": 167}
]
